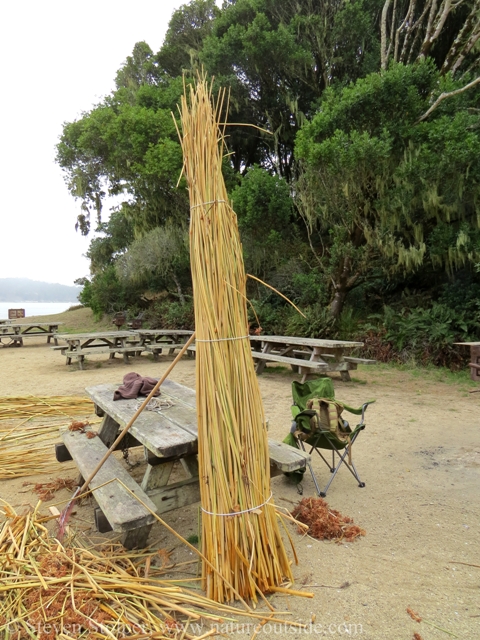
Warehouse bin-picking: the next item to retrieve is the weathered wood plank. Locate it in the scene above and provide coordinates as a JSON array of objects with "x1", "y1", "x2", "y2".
[
  {"x1": 249, "y1": 335, "x2": 364, "y2": 348},
  {"x1": 147, "y1": 476, "x2": 201, "y2": 514},
  {"x1": 86, "y1": 383, "x2": 198, "y2": 458},
  {"x1": 57, "y1": 347, "x2": 144, "y2": 358},
  {"x1": 343, "y1": 356, "x2": 377, "y2": 365},
  {"x1": 251, "y1": 351, "x2": 329, "y2": 369},
  {"x1": 61, "y1": 429, "x2": 156, "y2": 534},
  {"x1": 267, "y1": 439, "x2": 310, "y2": 473}
]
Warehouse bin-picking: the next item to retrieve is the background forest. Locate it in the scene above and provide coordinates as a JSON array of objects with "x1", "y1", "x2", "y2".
[{"x1": 56, "y1": 0, "x2": 480, "y2": 369}]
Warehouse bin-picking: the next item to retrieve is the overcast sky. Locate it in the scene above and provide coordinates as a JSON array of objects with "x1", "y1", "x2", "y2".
[{"x1": 0, "y1": 0, "x2": 190, "y2": 286}]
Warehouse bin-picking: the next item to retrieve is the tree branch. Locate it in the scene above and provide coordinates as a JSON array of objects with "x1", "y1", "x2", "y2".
[
  {"x1": 442, "y1": 2, "x2": 479, "y2": 74},
  {"x1": 451, "y1": 24, "x2": 480, "y2": 76},
  {"x1": 398, "y1": 0, "x2": 417, "y2": 63},
  {"x1": 419, "y1": 0, "x2": 439, "y2": 59},
  {"x1": 417, "y1": 76, "x2": 480, "y2": 122},
  {"x1": 381, "y1": 0, "x2": 392, "y2": 70}
]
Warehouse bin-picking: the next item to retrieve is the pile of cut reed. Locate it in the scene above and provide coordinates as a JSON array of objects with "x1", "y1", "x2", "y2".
[
  {"x1": 0, "y1": 418, "x2": 86, "y2": 479},
  {"x1": 0, "y1": 500, "x2": 307, "y2": 639},
  {"x1": 176, "y1": 76, "x2": 294, "y2": 603},
  {"x1": 0, "y1": 397, "x2": 97, "y2": 478},
  {"x1": 0, "y1": 395, "x2": 93, "y2": 420},
  {"x1": 0, "y1": 501, "x2": 214, "y2": 639}
]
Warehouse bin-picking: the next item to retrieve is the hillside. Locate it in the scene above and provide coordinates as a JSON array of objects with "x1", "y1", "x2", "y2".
[{"x1": 0, "y1": 278, "x2": 81, "y2": 302}]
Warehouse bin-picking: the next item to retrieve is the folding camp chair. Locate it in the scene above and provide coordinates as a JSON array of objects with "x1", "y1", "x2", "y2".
[{"x1": 284, "y1": 378, "x2": 374, "y2": 497}]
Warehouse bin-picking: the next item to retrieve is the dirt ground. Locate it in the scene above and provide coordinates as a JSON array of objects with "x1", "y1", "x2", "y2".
[{"x1": 0, "y1": 334, "x2": 479, "y2": 639}]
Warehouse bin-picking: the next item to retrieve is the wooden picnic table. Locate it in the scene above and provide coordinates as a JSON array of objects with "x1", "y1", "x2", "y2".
[
  {"x1": 53, "y1": 329, "x2": 195, "y2": 368},
  {"x1": 249, "y1": 335, "x2": 375, "y2": 382},
  {"x1": 0, "y1": 319, "x2": 12, "y2": 325},
  {"x1": 454, "y1": 342, "x2": 480, "y2": 381},
  {"x1": 133, "y1": 329, "x2": 194, "y2": 361},
  {"x1": 55, "y1": 379, "x2": 310, "y2": 548},
  {"x1": 54, "y1": 331, "x2": 139, "y2": 369},
  {"x1": 0, "y1": 321, "x2": 63, "y2": 346}
]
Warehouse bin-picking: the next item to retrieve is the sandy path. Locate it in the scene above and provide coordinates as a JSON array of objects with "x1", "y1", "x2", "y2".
[{"x1": 0, "y1": 337, "x2": 479, "y2": 638}]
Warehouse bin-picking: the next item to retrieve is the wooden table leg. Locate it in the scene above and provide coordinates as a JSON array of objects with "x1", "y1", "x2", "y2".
[
  {"x1": 255, "y1": 342, "x2": 273, "y2": 374},
  {"x1": 141, "y1": 454, "x2": 200, "y2": 514},
  {"x1": 95, "y1": 508, "x2": 154, "y2": 549},
  {"x1": 141, "y1": 461, "x2": 175, "y2": 491},
  {"x1": 470, "y1": 346, "x2": 480, "y2": 381}
]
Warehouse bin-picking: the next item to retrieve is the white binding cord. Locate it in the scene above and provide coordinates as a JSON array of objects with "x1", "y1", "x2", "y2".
[
  {"x1": 201, "y1": 492, "x2": 273, "y2": 517},
  {"x1": 196, "y1": 335, "x2": 249, "y2": 343}
]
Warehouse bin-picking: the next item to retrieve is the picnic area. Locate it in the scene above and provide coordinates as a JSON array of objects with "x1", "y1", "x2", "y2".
[{"x1": 0, "y1": 306, "x2": 478, "y2": 638}]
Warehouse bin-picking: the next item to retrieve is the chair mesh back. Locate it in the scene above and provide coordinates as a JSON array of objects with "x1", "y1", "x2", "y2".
[{"x1": 292, "y1": 378, "x2": 335, "y2": 410}]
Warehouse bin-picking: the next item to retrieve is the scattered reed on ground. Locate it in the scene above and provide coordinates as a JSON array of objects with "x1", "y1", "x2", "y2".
[
  {"x1": 0, "y1": 398, "x2": 98, "y2": 479},
  {"x1": 0, "y1": 396, "x2": 93, "y2": 421},
  {"x1": 0, "y1": 501, "x2": 307, "y2": 639}
]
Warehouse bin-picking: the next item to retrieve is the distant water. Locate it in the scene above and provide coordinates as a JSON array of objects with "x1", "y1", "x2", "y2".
[{"x1": 0, "y1": 302, "x2": 80, "y2": 319}]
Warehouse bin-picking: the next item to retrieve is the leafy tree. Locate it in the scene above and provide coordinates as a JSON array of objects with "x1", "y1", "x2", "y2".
[
  {"x1": 201, "y1": 0, "x2": 382, "y2": 178},
  {"x1": 86, "y1": 209, "x2": 135, "y2": 274},
  {"x1": 296, "y1": 61, "x2": 480, "y2": 318},
  {"x1": 156, "y1": 0, "x2": 220, "y2": 76},
  {"x1": 56, "y1": 50, "x2": 187, "y2": 235},
  {"x1": 116, "y1": 224, "x2": 190, "y2": 304},
  {"x1": 77, "y1": 266, "x2": 143, "y2": 318},
  {"x1": 229, "y1": 165, "x2": 299, "y2": 286}
]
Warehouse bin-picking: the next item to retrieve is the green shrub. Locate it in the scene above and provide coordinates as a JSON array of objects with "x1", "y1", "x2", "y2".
[
  {"x1": 361, "y1": 302, "x2": 478, "y2": 368},
  {"x1": 78, "y1": 266, "x2": 143, "y2": 320},
  {"x1": 147, "y1": 299, "x2": 194, "y2": 330}
]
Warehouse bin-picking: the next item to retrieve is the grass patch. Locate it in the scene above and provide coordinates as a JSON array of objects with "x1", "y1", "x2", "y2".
[
  {"x1": 367, "y1": 361, "x2": 477, "y2": 390},
  {"x1": 350, "y1": 377, "x2": 368, "y2": 385},
  {"x1": 263, "y1": 365, "x2": 294, "y2": 375},
  {"x1": 24, "y1": 307, "x2": 113, "y2": 334}
]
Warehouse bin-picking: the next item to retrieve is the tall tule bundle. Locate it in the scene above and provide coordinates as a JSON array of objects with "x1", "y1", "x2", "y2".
[{"x1": 177, "y1": 77, "x2": 293, "y2": 603}]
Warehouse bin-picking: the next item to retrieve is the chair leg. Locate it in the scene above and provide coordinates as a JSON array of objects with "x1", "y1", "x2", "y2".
[
  {"x1": 309, "y1": 446, "x2": 335, "y2": 473},
  {"x1": 322, "y1": 441, "x2": 365, "y2": 496},
  {"x1": 296, "y1": 438, "x2": 323, "y2": 496},
  {"x1": 303, "y1": 433, "x2": 366, "y2": 497}
]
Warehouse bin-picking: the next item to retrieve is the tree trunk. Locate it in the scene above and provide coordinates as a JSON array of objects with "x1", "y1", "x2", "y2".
[
  {"x1": 328, "y1": 256, "x2": 359, "y2": 320},
  {"x1": 329, "y1": 287, "x2": 348, "y2": 320},
  {"x1": 172, "y1": 272, "x2": 186, "y2": 306}
]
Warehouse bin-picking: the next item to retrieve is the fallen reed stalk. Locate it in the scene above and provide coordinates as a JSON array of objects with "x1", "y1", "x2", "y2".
[
  {"x1": 176, "y1": 74, "x2": 294, "y2": 603},
  {"x1": 0, "y1": 499, "x2": 310, "y2": 640},
  {"x1": 0, "y1": 396, "x2": 93, "y2": 421},
  {"x1": 0, "y1": 396, "x2": 96, "y2": 479},
  {"x1": 0, "y1": 417, "x2": 99, "y2": 479}
]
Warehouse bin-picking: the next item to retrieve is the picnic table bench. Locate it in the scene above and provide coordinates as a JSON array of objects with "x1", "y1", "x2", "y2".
[
  {"x1": 454, "y1": 342, "x2": 480, "y2": 381},
  {"x1": 249, "y1": 335, "x2": 376, "y2": 382},
  {"x1": 56, "y1": 379, "x2": 310, "y2": 548},
  {"x1": 134, "y1": 329, "x2": 194, "y2": 361},
  {"x1": 53, "y1": 331, "x2": 140, "y2": 369},
  {"x1": 0, "y1": 322, "x2": 63, "y2": 346}
]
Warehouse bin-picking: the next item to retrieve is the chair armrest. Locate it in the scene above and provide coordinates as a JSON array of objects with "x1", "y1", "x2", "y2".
[
  {"x1": 291, "y1": 404, "x2": 301, "y2": 419},
  {"x1": 358, "y1": 400, "x2": 375, "y2": 427}
]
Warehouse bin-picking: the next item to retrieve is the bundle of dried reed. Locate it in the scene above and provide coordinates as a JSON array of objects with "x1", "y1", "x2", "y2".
[{"x1": 176, "y1": 75, "x2": 294, "y2": 603}]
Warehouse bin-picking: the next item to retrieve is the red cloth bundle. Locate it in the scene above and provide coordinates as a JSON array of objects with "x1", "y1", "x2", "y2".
[{"x1": 113, "y1": 372, "x2": 159, "y2": 401}]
